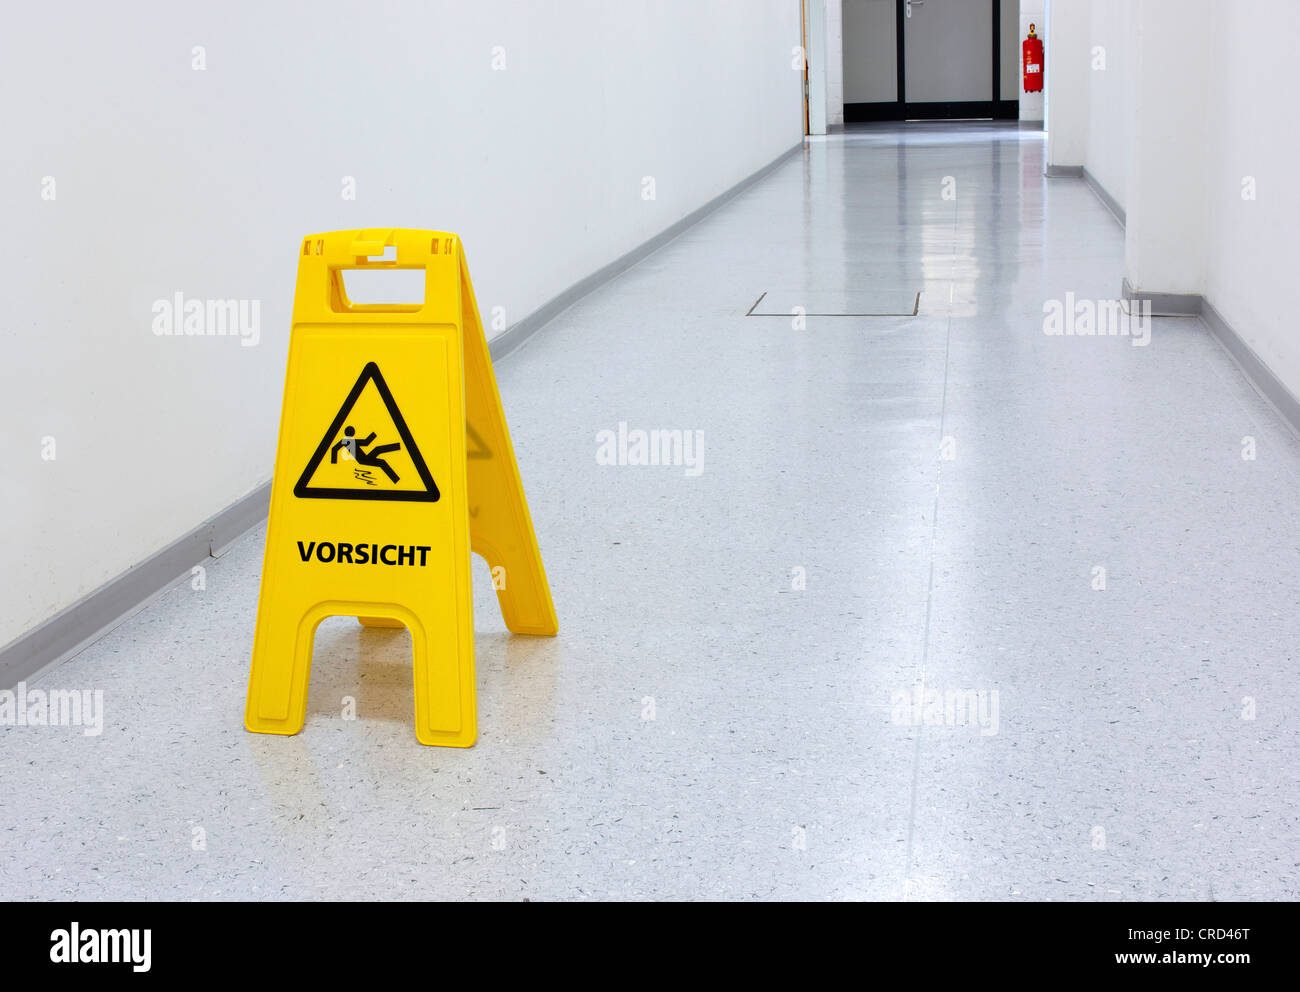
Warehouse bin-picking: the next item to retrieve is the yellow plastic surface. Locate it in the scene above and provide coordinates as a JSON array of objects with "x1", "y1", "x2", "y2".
[{"x1": 245, "y1": 228, "x2": 557, "y2": 747}]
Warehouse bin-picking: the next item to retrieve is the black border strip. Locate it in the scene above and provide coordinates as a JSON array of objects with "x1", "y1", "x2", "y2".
[
  {"x1": 904, "y1": 100, "x2": 994, "y2": 120},
  {"x1": 845, "y1": 102, "x2": 904, "y2": 123},
  {"x1": 847, "y1": 101, "x2": 1016, "y2": 122},
  {"x1": 992, "y1": 0, "x2": 1001, "y2": 113}
]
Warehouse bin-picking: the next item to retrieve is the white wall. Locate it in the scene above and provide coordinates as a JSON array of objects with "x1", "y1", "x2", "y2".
[
  {"x1": 1046, "y1": 0, "x2": 1300, "y2": 402},
  {"x1": 0, "y1": 0, "x2": 803, "y2": 650},
  {"x1": 1202, "y1": 0, "x2": 1300, "y2": 398},
  {"x1": 843, "y1": 0, "x2": 898, "y2": 104},
  {"x1": 1082, "y1": 0, "x2": 1132, "y2": 211}
]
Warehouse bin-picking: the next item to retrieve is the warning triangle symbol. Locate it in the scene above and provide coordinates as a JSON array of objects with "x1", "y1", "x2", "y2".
[{"x1": 294, "y1": 362, "x2": 440, "y2": 502}]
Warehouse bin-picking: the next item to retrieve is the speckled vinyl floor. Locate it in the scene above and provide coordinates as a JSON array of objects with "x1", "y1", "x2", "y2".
[{"x1": 4, "y1": 123, "x2": 1300, "y2": 901}]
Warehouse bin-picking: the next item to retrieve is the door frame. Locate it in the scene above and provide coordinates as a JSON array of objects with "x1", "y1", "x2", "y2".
[{"x1": 845, "y1": 0, "x2": 1020, "y2": 122}]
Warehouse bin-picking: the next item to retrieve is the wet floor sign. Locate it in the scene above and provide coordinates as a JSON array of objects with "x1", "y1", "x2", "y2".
[{"x1": 245, "y1": 229, "x2": 557, "y2": 747}]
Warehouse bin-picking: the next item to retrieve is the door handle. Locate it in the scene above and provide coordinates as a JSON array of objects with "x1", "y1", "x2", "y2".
[{"x1": 906, "y1": 0, "x2": 924, "y2": 16}]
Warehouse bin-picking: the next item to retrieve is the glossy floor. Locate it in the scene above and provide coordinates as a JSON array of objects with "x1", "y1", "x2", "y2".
[{"x1": 4, "y1": 123, "x2": 1299, "y2": 900}]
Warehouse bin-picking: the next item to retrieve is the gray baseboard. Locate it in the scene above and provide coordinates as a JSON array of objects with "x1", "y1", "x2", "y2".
[
  {"x1": 1201, "y1": 299, "x2": 1300, "y2": 441},
  {"x1": 1121, "y1": 277, "x2": 1203, "y2": 318},
  {"x1": 490, "y1": 142, "x2": 803, "y2": 362},
  {"x1": 1042, "y1": 163, "x2": 1300, "y2": 438},
  {"x1": 1118, "y1": 282, "x2": 1300, "y2": 438},
  {"x1": 1, "y1": 141, "x2": 805, "y2": 690},
  {"x1": 1050, "y1": 163, "x2": 1125, "y2": 227},
  {"x1": 1, "y1": 482, "x2": 271, "y2": 689},
  {"x1": 1082, "y1": 167, "x2": 1125, "y2": 228},
  {"x1": 1084, "y1": 176, "x2": 1296, "y2": 430}
]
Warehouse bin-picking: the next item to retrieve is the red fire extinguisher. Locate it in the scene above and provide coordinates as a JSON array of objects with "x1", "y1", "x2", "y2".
[{"x1": 1023, "y1": 23, "x2": 1044, "y2": 92}]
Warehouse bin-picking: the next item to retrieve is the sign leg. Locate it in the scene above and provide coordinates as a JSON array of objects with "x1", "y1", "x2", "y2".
[{"x1": 246, "y1": 609, "x2": 318, "y2": 736}]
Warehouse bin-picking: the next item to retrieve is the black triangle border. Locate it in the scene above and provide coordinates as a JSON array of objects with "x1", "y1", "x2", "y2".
[{"x1": 293, "y1": 361, "x2": 440, "y2": 502}]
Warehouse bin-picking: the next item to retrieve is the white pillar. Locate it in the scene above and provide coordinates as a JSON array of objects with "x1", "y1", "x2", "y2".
[
  {"x1": 1123, "y1": 0, "x2": 1211, "y2": 296},
  {"x1": 1044, "y1": 0, "x2": 1089, "y2": 169},
  {"x1": 806, "y1": 0, "x2": 828, "y2": 135},
  {"x1": 825, "y1": 0, "x2": 844, "y2": 127}
]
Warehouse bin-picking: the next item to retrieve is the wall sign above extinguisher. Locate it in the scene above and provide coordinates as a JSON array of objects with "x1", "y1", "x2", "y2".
[{"x1": 1023, "y1": 24, "x2": 1044, "y2": 93}]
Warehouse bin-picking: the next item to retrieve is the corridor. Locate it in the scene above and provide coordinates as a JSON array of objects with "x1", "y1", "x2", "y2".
[{"x1": 3, "y1": 123, "x2": 1298, "y2": 901}]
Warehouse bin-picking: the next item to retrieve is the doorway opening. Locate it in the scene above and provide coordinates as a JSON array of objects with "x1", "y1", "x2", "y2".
[{"x1": 840, "y1": 0, "x2": 1021, "y2": 123}]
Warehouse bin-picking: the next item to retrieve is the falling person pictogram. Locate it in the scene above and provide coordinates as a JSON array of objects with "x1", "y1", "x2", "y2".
[{"x1": 331, "y1": 426, "x2": 400, "y2": 484}]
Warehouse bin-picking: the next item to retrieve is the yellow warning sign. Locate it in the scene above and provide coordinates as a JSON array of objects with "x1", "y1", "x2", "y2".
[{"x1": 245, "y1": 228, "x2": 557, "y2": 747}]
